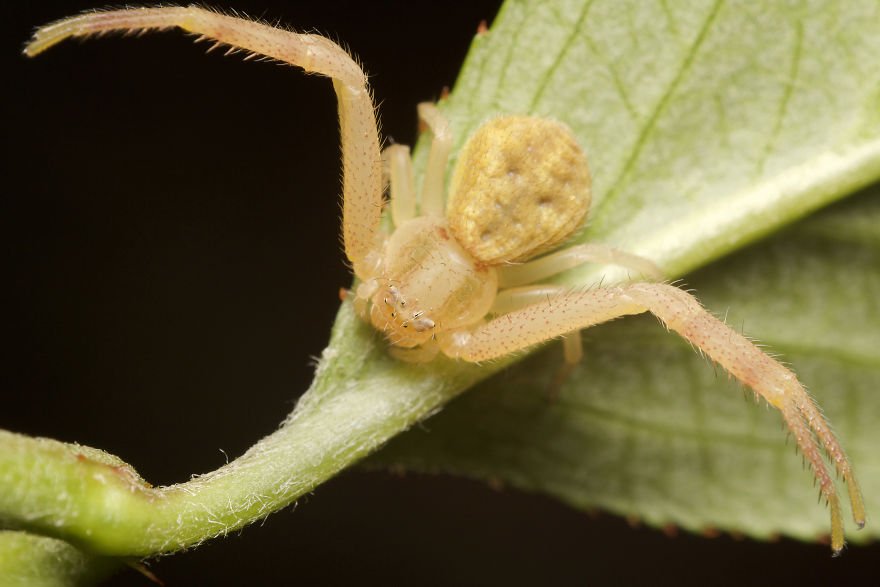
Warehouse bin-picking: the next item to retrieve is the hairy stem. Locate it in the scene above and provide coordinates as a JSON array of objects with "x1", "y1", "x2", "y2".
[{"x1": 0, "y1": 305, "x2": 492, "y2": 556}]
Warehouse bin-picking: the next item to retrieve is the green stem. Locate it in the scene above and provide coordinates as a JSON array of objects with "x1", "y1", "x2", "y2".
[
  {"x1": 0, "y1": 532, "x2": 119, "y2": 587},
  {"x1": 0, "y1": 305, "x2": 493, "y2": 556}
]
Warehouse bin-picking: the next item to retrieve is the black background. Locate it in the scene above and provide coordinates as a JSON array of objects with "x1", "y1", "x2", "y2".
[{"x1": 4, "y1": 2, "x2": 877, "y2": 585}]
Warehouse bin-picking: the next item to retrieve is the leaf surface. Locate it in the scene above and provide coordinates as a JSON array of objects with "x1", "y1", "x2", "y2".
[
  {"x1": 371, "y1": 0, "x2": 880, "y2": 543},
  {"x1": 372, "y1": 191, "x2": 880, "y2": 542}
]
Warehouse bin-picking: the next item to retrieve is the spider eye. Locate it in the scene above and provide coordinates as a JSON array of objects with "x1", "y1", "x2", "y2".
[{"x1": 412, "y1": 317, "x2": 436, "y2": 332}]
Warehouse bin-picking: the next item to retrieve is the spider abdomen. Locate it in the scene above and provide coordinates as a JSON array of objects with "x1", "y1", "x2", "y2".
[{"x1": 447, "y1": 116, "x2": 592, "y2": 265}]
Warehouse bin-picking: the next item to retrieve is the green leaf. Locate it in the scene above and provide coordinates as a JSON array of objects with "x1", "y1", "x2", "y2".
[
  {"x1": 375, "y1": 0, "x2": 880, "y2": 543},
  {"x1": 370, "y1": 188, "x2": 880, "y2": 543},
  {"x1": 0, "y1": 531, "x2": 119, "y2": 587},
  {"x1": 423, "y1": 0, "x2": 880, "y2": 278}
]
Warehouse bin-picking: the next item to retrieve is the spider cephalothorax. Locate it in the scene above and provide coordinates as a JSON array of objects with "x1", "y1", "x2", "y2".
[{"x1": 359, "y1": 215, "x2": 498, "y2": 349}]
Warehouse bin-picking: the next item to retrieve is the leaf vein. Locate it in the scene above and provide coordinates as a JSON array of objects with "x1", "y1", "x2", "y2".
[
  {"x1": 528, "y1": 0, "x2": 595, "y2": 112},
  {"x1": 594, "y1": 0, "x2": 725, "y2": 220},
  {"x1": 755, "y1": 20, "x2": 804, "y2": 177},
  {"x1": 588, "y1": 36, "x2": 639, "y2": 122},
  {"x1": 490, "y1": 0, "x2": 535, "y2": 112}
]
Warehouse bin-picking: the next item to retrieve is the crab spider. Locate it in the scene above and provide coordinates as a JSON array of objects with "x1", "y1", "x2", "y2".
[{"x1": 27, "y1": 6, "x2": 865, "y2": 553}]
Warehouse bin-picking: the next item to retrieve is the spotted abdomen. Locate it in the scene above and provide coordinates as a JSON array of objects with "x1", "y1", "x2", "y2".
[{"x1": 446, "y1": 116, "x2": 591, "y2": 265}]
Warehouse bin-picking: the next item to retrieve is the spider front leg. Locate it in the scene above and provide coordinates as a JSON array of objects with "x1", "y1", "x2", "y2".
[
  {"x1": 379, "y1": 102, "x2": 449, "y2": 237},
  {"x1": 417, "y1": 102, "x2": 452, "y2": 217},
  {"x1": 384, "y1": 144, "x2": 417, "y2": 227},
  {"x1": 441, "y1": 282, "x2": 865, "y2": 553},
  {"x1": 497, "y1": 242, "x2": 665, "y2": 287},
  {"x1": 492, "y1": 284, "x2": 585, "y2": 391},
  {"x1": 25, "y1": 5, "x2": 384, "y2": 278}
]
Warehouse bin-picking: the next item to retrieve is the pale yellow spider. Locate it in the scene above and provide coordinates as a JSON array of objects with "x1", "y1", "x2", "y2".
[{"x1": 27, "y1": 6, "x2": 865, "y2": 553}]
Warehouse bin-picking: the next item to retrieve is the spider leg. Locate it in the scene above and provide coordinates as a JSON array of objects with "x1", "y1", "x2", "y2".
[
  {"x1": 416, "y1": 102, "x2": 452, "y2": 217},
  {"x1": 492, "y1": 286, "x2": 584, "y2": 366},
  {"x1": 441, "y1": 282, "x2": 864, "y2": 553},
  {"x1": 498, "y1": 242, "x2": 664, "y2": 288},
  {"x1": 25, "y1": 6, "x2": 383, "y2": 278},
  {"x1": 491, "y1": 285, "x2": 572, "y2": 314},
  {"x1": 383, "y1": 145, "x2": 416, "y2": 227},
  {"x1": 491, "y1": 285, "x2": 584, "y2": 394}
]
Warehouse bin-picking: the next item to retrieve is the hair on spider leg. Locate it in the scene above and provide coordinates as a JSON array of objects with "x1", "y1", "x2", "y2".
[
  {"x1": 708, "y1": 358, "x2": 720, "y2": 379},
  {"x1": 721, "y1": 307, "x2": 732, "y2": 325}
]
